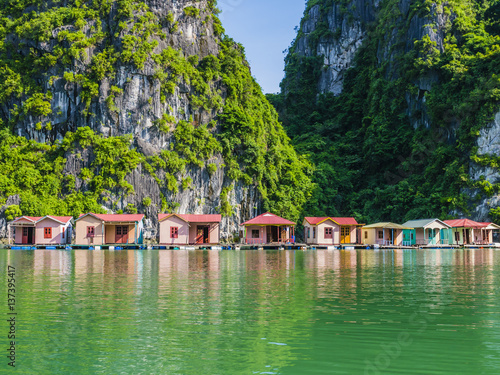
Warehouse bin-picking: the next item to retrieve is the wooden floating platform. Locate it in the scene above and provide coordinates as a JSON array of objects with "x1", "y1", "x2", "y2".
[{"x1": 5, "y1": 243, "x2": 500, "y2": 251}]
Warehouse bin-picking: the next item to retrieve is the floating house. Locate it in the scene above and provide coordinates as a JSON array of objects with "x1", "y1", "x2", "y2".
[
  {"x1": 477, "y1": 222, "x2": 500, "y2": 244},
  {"x1": 158, "y1": 214, "x2": 222, "y2": 245},
  {"x1": 241, "y1": 212, "x2": 295, "y2": 244},
  {"x1": 8, "y1": 216, "x2": 73, "y2": 245},
  {"x1": 402, "y1": 219, "x2": 452, "y2": 246},
  {"x1": 361, "y1": 222, "x2": 412, "y2": 247},
  {"x1": 303, "y1": 217, "x2": 361, "y2": 245},
  {"x1": 74, "y1": 213, "x2": 144, "y2": 245},
  {"x1": 442, "y1": 219, "x2": 488, "y2": 245}
]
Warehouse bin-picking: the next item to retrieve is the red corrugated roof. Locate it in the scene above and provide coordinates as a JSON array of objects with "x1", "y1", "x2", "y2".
[
  {"x1": 12, "y1": 216, "x2": 72, "y2": 224},
  {"x1": 477, "y1": 222, "x2": 490, "y2": 227},
  {"x1": 25, "y1": 216, "x2": 41, "y2": 221},
  {"x1": 12, "y1": 216, "x2": 40, "y2": 222},
  {"x1": 476, "y1": 222, "x2": 500, "y2": 228},
  {"x1": 443, "y1": 219, "x2": 483, "y2": 228},
  {"x1": 78, "y1": 213, "x2": 144, "y2": 222},
  {"x1": 44, "y1": 216, "x2": 72, "y2": 223},
  {"x1": 158, "y1": 213, "x2": 221, "y2": 223},
  {"x1": 304, "y1": 217, "x2": 328, "y2": 225},
  {"x1": 304, "y1": 217, "x2": 359, "y2": 225},
  {"x1": 241, "y1": 212, "x2": 295, "y2": 226},
  {"x1": 333, "y1": 217, "x2": 359, "y2": 225}
]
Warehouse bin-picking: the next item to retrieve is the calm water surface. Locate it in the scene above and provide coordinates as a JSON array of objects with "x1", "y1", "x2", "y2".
[{"x1": 1, "y1": 249, "x2": 500, "y2": 374}]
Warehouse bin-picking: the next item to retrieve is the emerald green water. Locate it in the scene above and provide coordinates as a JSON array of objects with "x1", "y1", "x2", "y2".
[{"x1": 1, "y1": 249, "x2": 500, "y2": 374}]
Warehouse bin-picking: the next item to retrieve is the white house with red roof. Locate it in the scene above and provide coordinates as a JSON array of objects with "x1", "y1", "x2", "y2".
[
  {"x1": 9, "y1": 216, "x2": 73, "y2": 245},
  {"x1": 240, "y1": 212, "x2": 296, "y2": 244},
  {"x1": 158, "y1": 213, "x2": 221, "y2": 245},
  {"x1": 74, "y1": 213, "x2": 144, "y2": 245},
  {"x1": 303, "y1": 217, "x2": 360, "y2": 245}
]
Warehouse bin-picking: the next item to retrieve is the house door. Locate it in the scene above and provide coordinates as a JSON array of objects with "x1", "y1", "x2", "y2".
[
  {"x1": 428, "y1": 229, "x2": 435, "y2": 245},
  {"x1": 464, "y1": 229, "x2": 470, "y2": 245},
  {"x1": 196, "y1": 226, "x2": 209, "y2": 244},
  {"x1": 22, "y1": 227, "x2": 34, "y2": 244},
  {"x1": 340, "y1": 227, "x2": 350, "y2": 244},
  {"x1": 115, "y1": 226, "x2": 129, "y2": 243}
]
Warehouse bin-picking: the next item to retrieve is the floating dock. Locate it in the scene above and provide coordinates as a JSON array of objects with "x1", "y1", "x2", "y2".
[{"x1": 5, "y1": 243, "x2": 500, "y2": 250}]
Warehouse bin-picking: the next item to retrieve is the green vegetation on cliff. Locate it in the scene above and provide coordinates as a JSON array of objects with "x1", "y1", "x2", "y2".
[
  {"x1": 269, "y1": 0, "x2": 500, "y2": 223},
  {"x1": 0, "y1": 0, "x2": 313, "y2": 225}
]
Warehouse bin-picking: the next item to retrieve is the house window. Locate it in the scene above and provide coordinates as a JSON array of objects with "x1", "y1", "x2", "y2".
[
  {"x1": 411, "y1": 233, "x2": 414, "y2": 240},
  {"x1": 44, "y1": 227, "x2": 52, "y2": 239},
  {"x1": 307, "y1": 227, "x2": 310, "y2": 238},
  {"x1": 171, "y1": 227, "x2": 179, "y2": 238},
  {"x1": 378, "y1": 230, "x2": 384, "y2": 239},
  {"x1": 364, "y1": 231, "x2": 368, "y2": 239},
  {"x1": 87, "y1": 226, "x2": 95, "y2": 237},
  {"x1": 252, "y1": 229, "x2": 260, "y2": 238},
  {"x1": 325, "y1": 227, "x2": 333, "y2": 239},
  {"x1": 455, "y1": 231, "x2": 460, "y2": 242},
  {"x1": 313, "y1": 228, "x2": 316, "y2": 238},
  {"x1": 62, "y1": 227, "x2": 65, "y2": 239}
]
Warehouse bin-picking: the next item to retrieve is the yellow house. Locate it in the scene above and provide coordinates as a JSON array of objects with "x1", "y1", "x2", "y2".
[
  {"x1": 303, "y1": 217, "x2": 361, "y2": 245},
  {"x1": 362, "y1": 223, "x2": 412, "y2": 247}
]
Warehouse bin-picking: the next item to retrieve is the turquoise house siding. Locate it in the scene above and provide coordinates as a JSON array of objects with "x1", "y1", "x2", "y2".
[
  {"x1": 440, "y1": 228, "x2": 452, "y2": 245},
  {"x1": 403, "y1": 229, "x2": 416, "y2": 246}
]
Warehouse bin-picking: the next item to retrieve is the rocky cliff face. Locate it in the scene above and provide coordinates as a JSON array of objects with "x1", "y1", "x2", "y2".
[
  {"x1": 293, "y1": 0, "x2": 377, "y2": 95},
  {"x1": 469, "y1": 112, "x2": 500, "y2": 221},
  {"x1": 13, "y1": 0, "x2": 220, "y2": 145},
  {"x1": 292, "y1": 0, "x2": 452, "y2": 128},
  {"x1": 0, "y1": 0, "x2": 313, "y2": 241}
]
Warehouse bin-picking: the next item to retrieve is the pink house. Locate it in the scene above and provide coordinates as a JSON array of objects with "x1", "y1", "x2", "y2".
[
  {"x1": 74, "y1": 213, "x2": 145, "y2": 245},
  {"x1": 477, "y1": 222, "x2": 500, "y2": 244},
  {"x1": 158, "y1": 214, "x2": 221, "y2": 245},
  {"x1": 241, "y1": 212, "x2": 296, "y2": 244},
  {"x1": 9, "y1": 216, "x2": 73, "y2": 245},
  {"x1": 303, "y1": 217, "x2": 360, "y2": 245}
]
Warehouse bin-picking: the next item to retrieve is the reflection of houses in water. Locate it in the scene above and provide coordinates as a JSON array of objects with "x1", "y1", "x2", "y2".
[
  {"x1": 158, "y1": 250, "x2": 190, "y2": 278},
  {"x1": 74, "y1": 249, "x2": 105, "y2": 274},
  {"x1": 73, "y1": 250, "x2": 138, "y2": 276},
  {"x1": 33, "y1": 250, "x2": 72, "y2": 275}
]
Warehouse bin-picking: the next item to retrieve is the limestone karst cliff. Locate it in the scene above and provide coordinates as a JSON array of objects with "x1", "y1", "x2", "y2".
[
  {"x1": 270, "y1": 0, "x2": 500, "y2": 223},
  {"x1": 0, "y1": 0, "x2": 313, "y2": 241}
]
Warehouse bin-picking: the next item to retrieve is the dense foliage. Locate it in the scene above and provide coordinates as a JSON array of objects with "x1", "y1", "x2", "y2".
[
  {"x1": 269, "y1": 0, "x2": 500, "y2": 223},
  {"x1": 0, "y1": 0, "x2": 313, "y2": 225}
]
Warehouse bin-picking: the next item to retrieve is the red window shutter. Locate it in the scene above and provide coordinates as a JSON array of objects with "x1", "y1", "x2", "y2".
[
  {"x1": 62, "y1": 227, "x2": 65, "y2": 239},
  {"x1": 87, "y1": 226, "x2": 95, "y2": 237},
  {"x1": 171, "y1": 227, "x2": 178, "y2": 238},
  {"x1": 44, "y1": 227, "x2": 52, "y2": 239}
]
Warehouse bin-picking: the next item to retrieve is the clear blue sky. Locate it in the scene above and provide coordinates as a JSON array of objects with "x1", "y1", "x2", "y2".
[{"x1": 219, "y1": 0, "x2": 307, "y2": 94}]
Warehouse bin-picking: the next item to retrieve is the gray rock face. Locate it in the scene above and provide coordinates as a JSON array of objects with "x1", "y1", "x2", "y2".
[
  {"x1": 0, "y1": 195, "x2": 21, "y2": 242},
  {"x1": 291, "y1": 1, "x2": 452, "y2": 130},
  {"x1": 469, "y1": 112, "x2": 500, "y2": 221},
  {"x1": 1, "y1": 0, "x2": 260, "y2": 242},
  {"x1": 14, "y1": 0, "x2": 220, "y2": 148},
  {"x1": 294, "y1": 1, "x2": 377, "y2": 95}
]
